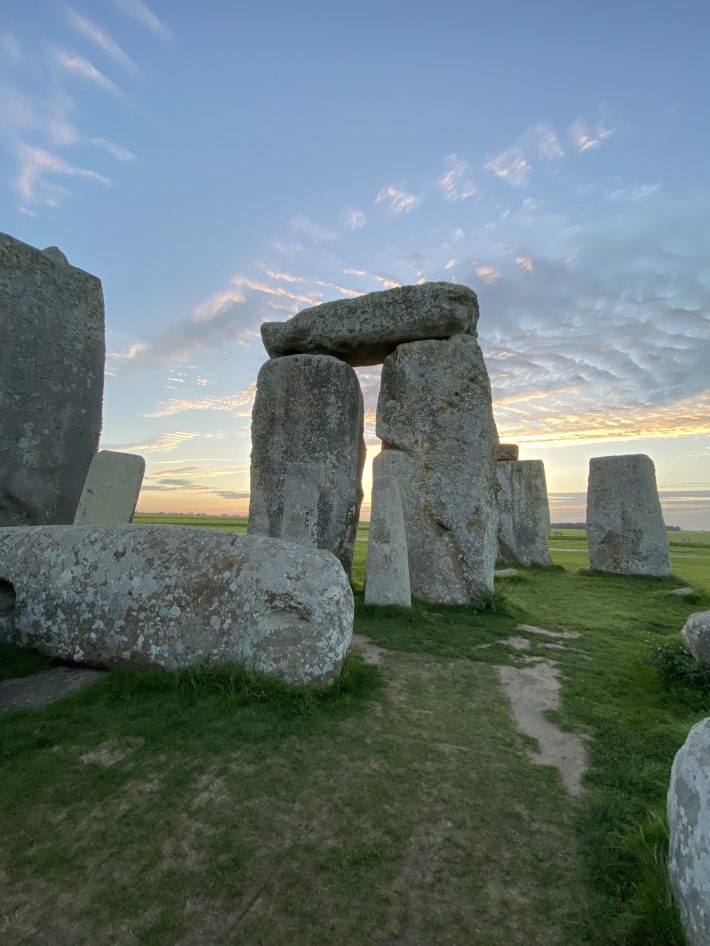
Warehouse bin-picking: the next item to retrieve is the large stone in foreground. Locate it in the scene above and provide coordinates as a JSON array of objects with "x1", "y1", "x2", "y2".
[
  {"x1": 0, "y1": 233, "x2": 105, "y2": 526},
  {"x1": 365, "y1": 473, "x2": 410, "y2": 607},
  {"x1": 667, "y1": 717, "x2": 710, "y2": 946},
  {"x1": 497, "y1": 460, "x2": 552, "y2": 567},
  {"x1": 261, "y1": 282, "x2": 479, "y2": 367},
  {"x1": 0, "y1": 526, "x2": 353, "y2": 685},
  {"x1": 586, "y1": 454, "x2": 670, "y2": 576},
  {"x1": 73, "y1": 450, "x2": 145, "y2": 525},
  {"x1": 248, "y1": 354, "x2": 365, "y2": 574},
  {"x1": 682, "y1": 612, "x2": 710, "y2": 667},
  {"x1": 376, "y1": 334, "x2": 498, "y2": 603}
]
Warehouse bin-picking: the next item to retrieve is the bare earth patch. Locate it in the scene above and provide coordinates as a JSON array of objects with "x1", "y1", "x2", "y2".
[{"x1": 349, "y1": 632, "x2": 388, "y2": 665}]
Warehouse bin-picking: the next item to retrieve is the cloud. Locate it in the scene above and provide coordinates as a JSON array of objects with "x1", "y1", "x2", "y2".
[
  {"x1": 103, "y1": 431, "x2": 202, "y2": 453},
  {"x1": 148, "y1": 381, "x2": 257, "y2": 418},
  {"x1": 65, "y1": 10, "x2": 138, "y2": 73},
  {"x1": 89, "y1": 137, "x2": 137, "y2": 161},
  {"x1": 0, "y1": 30, "x2": 22, "y2": 63},
  {"x1": 515, "y1": 255, "x2": 534, "y2": 272},
  {"x1": 56, "y1": 50, "x2": 123, "y2": 97},
  {"x1": 290, "y1": 215, "x2": 338, "y2": 242},
  {"x1": 438, "y1": 154, "x2": 477, "y2": 202},
  {"x1": 112, "y1": 0, "x2": 172, "y2": 41},
  {"x1": 376, "y1": 185, "x2": 422, "y2": 215},
  {"x1": 569, "y1": 120, "x2": 614, "y2": 153},
  {"x1": 474, "y1": 264, "x2": 500, "y2": 285},
  {"x1": 342, "y1": 207, "x2": 368, "y2": 230},
  {"x1": 535, "y1": 126, "x2": 565, "y2": 160},
  {"x1": 17, "y1": 144, "x2": 110, "y2": 205},
  {"x1": 604, "y1": 183, "x2": 659, "y2": 202},
  {"x1": 484, "y1": 148, "x2": 531, "y2": 187}
]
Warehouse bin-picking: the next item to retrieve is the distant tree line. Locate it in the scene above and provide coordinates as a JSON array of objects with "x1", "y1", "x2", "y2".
[{"x1": 551, "y1": 523, "x2": 681, "y2": 531}]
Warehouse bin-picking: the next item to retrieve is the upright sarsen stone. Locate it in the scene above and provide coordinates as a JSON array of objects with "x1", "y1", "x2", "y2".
[
  {"x1": 0, "y1": 234, "x2": 105, "y2": 526},
  {"x1": 586, "y1": 454, "x2": 670, "y2": 576},
  {"x1": 376, "y1": 334, "x2": 498, "y2": 603},
  {"x1": 364, "y1": 470, "x2": 410, "y2": 607},
  {"x1": 497, "y1": 459, "x2": 552, "y2": 567},
  {"x1": 248, "y1": 354, "x2": 365, "y2": 574}
]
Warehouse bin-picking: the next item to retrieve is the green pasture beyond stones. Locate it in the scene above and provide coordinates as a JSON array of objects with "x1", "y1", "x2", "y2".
[{"x1": 0, "y1": 524, "x2": 708, "y2": 945}]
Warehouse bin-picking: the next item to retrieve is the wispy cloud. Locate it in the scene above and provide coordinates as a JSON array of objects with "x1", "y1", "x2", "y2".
[
  {"x1": 65, "y1": 9, "x2": 138, "y2": 73},
  {"x1": 290, "y1": 215, "x2": 338, "y2": 242},
  {"x1": 569, "y1": 120, "x2": 614, "y2": 153},
  {"x1": 56, "y1": 49, "x2": 123, "y2": 97},
  {"x1": 147, "y1": 381, "x2": 257, "y2": 418},
  {"x1": 484, "y1": 147, "x2": 531, "y2": 187},
  {"x1": 438, "y1": 154, "x2": 477, "y2": 202},
  {"x1": 342, "y1": 207, "x2": 368, "y2": 230},
  {"x1": 474, "y1": 264, "x2": 500, "y2": 285},
  {"x1": 112, "y1": 0, "x2": 172, "y2": 41},
  {"x1": 604, "y1": 183, "x2": 659, "y2": 202},
  {"x1": 103, "y1": 431, "x2": 203, "y2": 453},
  {"x1": 89, "y1": 137, "x2": 137, "y2": 161},
  {"x1": 376, "y1": 185, "x2": 422, "y2": 215},
  {"x1": 17, "y1": 144, "x2": 110, "y2": 205},
  {"x1": 534, "y1": 125, "x2": 565, "y2": 160}
]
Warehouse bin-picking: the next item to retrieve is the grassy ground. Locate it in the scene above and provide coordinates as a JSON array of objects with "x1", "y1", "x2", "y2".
[{"x1": 1, "y1": 524, "x2": 708, "y2": 944}]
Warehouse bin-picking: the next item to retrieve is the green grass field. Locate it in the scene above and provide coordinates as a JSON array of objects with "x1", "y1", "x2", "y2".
[{"x1": 1, "y1": 522, "x2": 708, "y2": 944}]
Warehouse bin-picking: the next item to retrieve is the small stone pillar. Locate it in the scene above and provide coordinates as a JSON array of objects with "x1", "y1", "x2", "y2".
[
  {"x1": 73, "y1": 451, "x2": 145, "y2": 525},
  {"x1": 365, "y1": 469, "x2": 411, "y2": 606}
]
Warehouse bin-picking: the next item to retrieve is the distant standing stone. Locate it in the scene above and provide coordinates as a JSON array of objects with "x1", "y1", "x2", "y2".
[
  {"x1": 261, "y1": 282, "x2": 479, "y2": 367},
  {"x1": 73, "y1": 451, "x2": 145, "y2": 526},
  {"x1": 0, "y1": 233, "x2": 105, "y2": 526},
  {"x1": 365, "y1": 472, "x2": 411, "y2": 607},
  {"x1": 377, "y1": 334, "x2": 498, "y2": 604},
  {"x1": 248, "y1": 354, "x2": 365, "y2": 575},
  {"x1": 586, "y1": 454, "x2": 670, "y2": 576},
  {"x1": 681, "y1": 612, "x2": 710, "y2": 667},
  {"x1": 281, "y1": 462, "x2": 320, "y2": 547},
  {"x1": 667, "y1": 717, "x2": 710, "y2": 946},
  {"x1": 497, "y1": 443, "x2": 519, "y2": 461},
  {"x1": 497, "y1": 460, "x2": 553, "y2": 567}
]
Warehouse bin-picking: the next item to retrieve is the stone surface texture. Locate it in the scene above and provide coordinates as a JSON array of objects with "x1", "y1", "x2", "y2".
[
  {"x1": 364, "y1": 473, "x2": 411, "y2": 607},
  {"x1": 0, "y1": 233, "x2": 105, "y2": 526},
  {"x1": 0, "y1": 667, "x2": 105, "y2": 713},
  {"x1": 496, "y1": 459, "x2": 552, "y2": 567},
  {"x1": 248, "y1": 354, "x2": 365, "y2": 574},
  {"x1": 73, "y1": 450, "x2": 145, "y2": 525},
  {"x1": 681, "y1": 612, "x2": 710, "y2": 667},
  {"x1": 0, "y1": 525, "x2": 354, "y2": 685},
  {"x1": 497, "y1": 443, "x2": 519, "y2": 461},
  {"x1": 261, "y1": 282, "x2": 479, "y2": 367},
  {"x1": 667, "y1": 717, "x2": 710, "y2": 946},
  {"x1": 280, "y1": 462, "x2": 320, "y2": 547},
  {"x1": 586, "y1": 454, "x2": 670, "y2": 576},
  {"x1": 376, "y1": 334, "x2": 498, "y2": 603}
]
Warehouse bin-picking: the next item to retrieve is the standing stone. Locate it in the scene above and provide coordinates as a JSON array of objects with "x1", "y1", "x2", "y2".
[
  {"x1": 0, "y1": 233, "x2": 105, "y2": 526},
  {"x1": 73, "y1": 451, "x2": 145, "y2": 525},
  {"x1": 586, "y1": 454, "x2": 670, "y2": 576},
  {"x1": 364, "y1": 471, "x2": 411, "y2": 607},
  {"x1": 248, "y1": 354, "x2": 365, "y2": 575},
  {"x1": 497, "y1": 460, "x2": 552, "y2": 567},
  {"x1": 281, "y1": 462, "x2": 320, "y2": 548},
  {"x1": 667, "y1": 717, "x2": 710, "y2": 946},
  {"x1": 497, "y1": 443, "x2": 519, "y2": 461},
  {"x1": 261, "y1": 282, "x2": 479, "y2": 367},
  {"x1": 681, "y1": 612, "x2": 710, "y2": 667},
  {"x1": 376, "y1": 334, "x2": 499, "y2": 604}
]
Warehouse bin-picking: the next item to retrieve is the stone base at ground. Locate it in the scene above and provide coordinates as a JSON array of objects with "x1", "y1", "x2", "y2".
[
  {"x1": 681, "y1": 612, "x2": 710, "y2": 667},
  {"x1": 0, "y1": 526, "x2": 353, "y2": 686},
  {"x1": 497, "y1": 460, "x2": 552, "y2": 567},
  {"x1": 73, "y1": 451, "x2": 145, "y2": 525},
  {"x1": 365, "y1": 473, "x2": 411, "y2": 607},
  {"x1": 586, "y1": 454, "x2": 670, "y2": 576},
  {"x1": 667, "y1": 717, "x2": 710, "y2": 946}
]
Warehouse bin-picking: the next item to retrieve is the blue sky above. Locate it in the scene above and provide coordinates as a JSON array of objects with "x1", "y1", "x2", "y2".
[{"x1": 2, "y1": 1, "x2": 709, "y2": 524}]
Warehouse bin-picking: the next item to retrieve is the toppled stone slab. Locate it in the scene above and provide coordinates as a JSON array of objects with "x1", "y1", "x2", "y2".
[
  {"x1": 365, "y1": 474, "x2": 411, "y2": 607},
  {"x1": 0, "y1": 526, "x2": 354, "y2": 686},
  {"x1": 0, "y1": 233, "x2": 105, "y2": 526},
  {"x1": 497, "y1": 459, "x2": 553, "y2": 567},
  {"x1": 248, "y1": 354, "x2": 365, "y2": 575},
  {"x1": 261, "y1": 282, "x2": 479, "y2": 367},
  {"x1": 74, "y1": 450, "x2": 145, "y2": 525},
  {"x1": 681, "y1": 612, "x2": 710, "y2": 667},
  {"x1": 497, "y1": 443, "x2": 519, "y2": 461},
  {"x1": 0, "y1": 667, "x2": 105, "y2": 713},
  {"x1": 586, "y1": 454, "x2": 670, "y2": 576},
  {"x1": 667, "y1": 717, "x2": 710, "y2": 946},
  {"x1": 376, "y1": 334, "x2": 498, "y2": 604}
]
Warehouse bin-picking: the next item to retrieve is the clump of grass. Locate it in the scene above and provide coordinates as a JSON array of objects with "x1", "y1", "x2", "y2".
[{"x1": 646, "y1": 635, "x2": 710, "y2": 707}]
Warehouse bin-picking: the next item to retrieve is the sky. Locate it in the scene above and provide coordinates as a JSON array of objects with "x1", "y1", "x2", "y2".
[{"x1": 1, "y1": 0, "x2": 709, "y2": 527}]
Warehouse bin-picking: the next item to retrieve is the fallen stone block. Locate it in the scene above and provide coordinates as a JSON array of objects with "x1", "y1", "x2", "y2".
[
  {"x1": 73, "y1": 451, "x2": 145, "y2": 525},
  {"x1": 364, "y1": 473, "x2": 411, "y2": 607},
  {"x1": 667, "y1": 717, "x2": 710, "y2": 946},
  {"x1": 497, "y1": 459, "x2": 552, "y2": 567},
  {"x1": 681, "y1": 612, "x2": 710, "y2": 667},
  {"x1": 0, "y1": 233, "x2": 105, "y2": 526},
  {"x1": 0, "y1": 526, "x2": 354, "y2": 686},
  {"x1": 586, "y1": 454, "x2": 670, "y2": 576},
  {"x1": 261, "y1": 282, "x2": 479, "y2": 367}
]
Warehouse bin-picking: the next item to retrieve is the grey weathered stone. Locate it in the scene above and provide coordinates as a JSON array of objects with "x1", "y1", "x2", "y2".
[
  {"x1": 248, "y1": 354, "x2": 365, "y2": 574},
  {"x1": 261, "y1": 282, "x2": 479, "y2": 367},
  {"x1": 586, "y1": 455, "x2": 670, "y2": 576},
  {"x1": 494, "y1": 568, "x2": 519, "y2": 579},
  {"x1": 0, "y1": 233, "x2": 105, "y2": 526},
  {"x1": 73, "y1": 450, "x2": 145, "y2": 525},
  {"x1": 667, "y1": 717, "x2": 710, "y2": 946},
  {"x1": 671, "y1": 587, "x2": 696, "y2": 597},
  {"x1": 364, "y1": 473, "x2": 410, "y2": 607},
  {"x1": 681, "y1": 612, "x2": 710, "y2": 667},
  {"x1": 497, "y1": 460, "x2": 552, "y2": 567},
  {"x1": 376, "y1": 334, "x2": 498, "y2": 603},
  {"x1": 0, "y1": 525, "x2": 353, "y2": 686},
  {"x1": 281, "y1": 462, "x2": 320, "y2": 547},
  {"x1": 497, "y1": 443, "x2": 519, "y2": 461}
]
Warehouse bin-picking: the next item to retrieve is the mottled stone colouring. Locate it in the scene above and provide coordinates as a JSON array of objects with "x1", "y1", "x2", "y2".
[
  {"x1": 682, "y1": 612, "x2": 710, "y2": 667},
  {"x1": 497, "y1": 443, "x2": 519, "y2": 461},
  {"x1": 281, "y1": 462, "x2": 320, "y2": 548},
  {"x1": 364, "y1": 470, "x2": 411, "y2": 607},
  {"x1": 667, "y1": 717, "x2": 710, "y2": 946},
  {"x1": 376, "y1": 334, "x2": 499, "y2": 604},
  {"x1": 73, "y1": 451, "x2": 145, "y2": 526},
  {"x1": 497, "y1": 459, "x2": 552, "y2": 567},
  {"x1": 586, "y1": 454, "x2": 670, "y2": 576},
  {"x1": 248, "y1": 354, "x2": 365, "y2": 575},
  {"x1": 0, "y1": 234, "x2": 105, "y2": 526},
  {"x1": 261, "y1": 282, "x2": 479, "y2": 367},
  {"x1": 0, "y1": 526, "x2": 353, "y2": 686}
]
